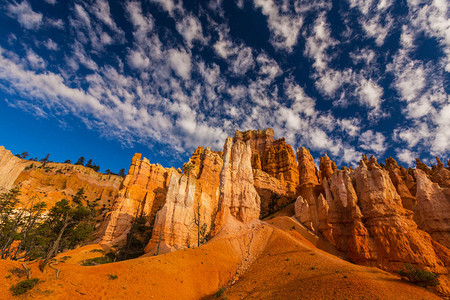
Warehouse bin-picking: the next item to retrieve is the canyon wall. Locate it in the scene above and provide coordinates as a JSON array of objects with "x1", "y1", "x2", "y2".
[
  {"x1": 0, "y1": 146, "x2": 122, "y2": 210},
  {"x1": 0, "y1": 146, "x2": 31, "y2": 192},
  {"x1": 213, "y1": 136, "x2": 261, "y2": 234},
  {"x1": 295, "y1": 155, "x2": 450, "y2": 280},
  {"x1": 100, "y1": 153, "x2": 175, "y2": 246},
  {"x1": 144, "y1": 147, "x2": 223, "y2": 254},
  {"x1": 235, "y1": 129, "x2": 299, "y2": 216}
]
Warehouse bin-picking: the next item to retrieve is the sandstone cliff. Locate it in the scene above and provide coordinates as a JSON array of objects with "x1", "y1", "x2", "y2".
[
  {"x1": 15, "y1": 163, "x2": 122, "y2": 209},
  {"x1": 296, "y1": 157, "x2": 450, "y2": 275},
  {"x1": 100, "y1": 154, "x2": 175, "y2": 246},
  {"x1": 235, "y1": 129, "x2": 299, "y2": 216},
  {"x1": 414, "y1": 169, "x2": 450, "y2": 248},
  {"x1": 144, "y1": 147, "x2": 222, "y2": 254},
  {"x1": 385, "y1": 157, "x2": 416, "y2": 210},
  {"x1": 0, "y1": 146, "x2": 32, "y2": 192},
  {"x1": 0, "y1": 146, "x2": 122, "y2": 210},
  {"x1": 213, "y1": 136, "x2": 261, "y2": 234}
]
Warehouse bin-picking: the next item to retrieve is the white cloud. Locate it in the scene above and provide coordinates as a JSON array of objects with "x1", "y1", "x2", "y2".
[
  {"x1": 432, "y1": 102, "x2": 450, "y2": 154},
  {"x1": 407, "y1": 0, "x2": 450, "y2": 72},
  {"x1": 126, "y1": 1, "x2": 154, "y2": 43},
  {"x1": 149, "y1": 0, "x2": 183, "y2": 16},
  {"x1": 343, "y1": 147, "x2": 362, "y2": 164},
  {"x1": 357, "y1": 78, "x2": 383, "y2": 110},
  {"x1": 396, "y1": 148, "x2": 417, "y2": 166},
  {"x1": 176, "y1": 14, "x2": 206, "y2": 48},
  {"x1": 7, "y1": 1, "x2": 43, "y2": 30},
  {"x1": 26, "y1": 49, "x2": 46, "y2": 70},
  {"x1": 338, "y1": 118, "x2": 360, "y2": 137},
  {"x1": 304, "y1": 13, "x2": 336, "y2": 71},
  {"x1": 348, "y1": 0, "x2": 395, "y2": 46},
  {"x1": 44, "y1": 0, "x2": 57, "y2": 4},
  {"x1": 253, "y1": 0, "x2": 303, "y2": 51},
  {"x1": 359, "y1": 130, "x2": 386, "y2": 155},
  {"x1": 168, "y1": 49, "x2": 192, "y2": 79},
  {"x1": 230, "y1": 46, "x2": 254, "y2": 75},
  {"x1": 43, "y1": 39, "x2": 59, "y2": 51},
  {"x1": 257, "y1": 53, "x2": 281, "y2": 80},
  {"x1": 127, "y1": 49, "x2": 150, "y2": 70}
]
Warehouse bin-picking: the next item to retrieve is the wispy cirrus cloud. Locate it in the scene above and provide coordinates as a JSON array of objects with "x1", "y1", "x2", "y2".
[{"x1": 0, "y1": 0, "x2": 448, "y2": 169}]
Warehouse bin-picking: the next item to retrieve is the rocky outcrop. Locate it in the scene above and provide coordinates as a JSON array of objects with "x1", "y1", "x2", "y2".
[
  {"x1": 315, "y1": 159, "x2": 450, "y2": 274},
  {"x1": 297, "y1": 147, "x2": 319, "y2": 187},
  {"x1": 235, "y1": 129, "x2": 299, "y2": 216},
  {"x1": 144, "y1": 147, "x2": 223, "y2": 254},
  {"x1": 144, "y1": 172, "x2": 197, "y2": 254},
  {"x1": 0, "y1": 146, "x2": 31, "y2": 192},
  {"x1": 0, "y1": 146, "x2": 122, "y2": 210},
  {"x1": 321, "y1": 170, "x2": 374, "y2": 264},
  {"x1": 385, "y1": 157, "x2": 416, "y2": 210},
  {"x1": 414, "y1": 169, "x2": 450, "y2": 248},
  {"x1": 295, "y1": 147, "x2": 322, "y2": 230},
  {"x1": 213, "y1": 137, "x2": 261, "y2": 234},
  {"x1": 319, "y1": 153, "x2": 336, "y2": 181},
  {"x1": 430, "y1": 157, "x2": 450, "y2": 188},
  {"x1": 15, "y1": 163, "x2": 122, "y2": 209},
  {"x1": 100, "y1": 154, "x2": 175, "y2": 246}
]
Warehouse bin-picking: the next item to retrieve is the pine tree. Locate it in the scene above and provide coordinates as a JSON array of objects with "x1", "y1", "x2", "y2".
[{"x1": 75, "y1": 156, "x2": 85, "y2": 166}]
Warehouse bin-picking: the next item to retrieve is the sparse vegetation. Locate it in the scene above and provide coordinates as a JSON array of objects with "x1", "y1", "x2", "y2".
[
  {"x1": 90, "y1": 249, "x2": 105, "y2": 254},
  {"x1": 108, "y1": 274, "x2": 118, "y2": 280},
  {"x1": 0, "y1": 187, "x2": 100, "y2": 271},
  {"x1": 397, "y1": 263, "x2": 440, "y2": 287},
  {"x1": 214, "y1": 287, "x2": 226, "y2": 298},
  {"x1": 9, "y1": 267, "x2": 28, "y2": 278},
  {"x1": 183, "y1": 162, "x2": 195, "y2": 176},
  {"x1": 81, "y1": 253, "x2": 115, "y2": 266},
  {"x1": 194, "y1": 198, "x2": 208, "y2": 247},
  {"x1": 75, "y1": 156, "x2": 85, "y2": 166},
  {"x1": 10, "y1": 278, "x2": 39, "y2": 296}
]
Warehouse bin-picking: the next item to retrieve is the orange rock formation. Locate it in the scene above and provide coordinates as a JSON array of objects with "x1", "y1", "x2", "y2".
[
  {"x1": 100, "y1": 154, "x2": 175, "y2": 246},
  {"x1": 234, "y1": 129, "x2": 299, "y2": 216},
  {"x1": 0, "y1": 146, "x2": 122, "y2": 210},
  {"x1": 213, "y1": 136, "x2": 261, "y2": 234},
  {"x1": 145, "y1": 147, "x2": 222, "y2": 254}
]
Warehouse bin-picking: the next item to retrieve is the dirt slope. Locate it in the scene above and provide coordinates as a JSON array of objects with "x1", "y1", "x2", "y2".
[
  {"x1": 219, "y1": 217, "x2": 441, "y2": 299},
  {"x1": 0, "y1": 218, "x2": 442, "y2": 299}
]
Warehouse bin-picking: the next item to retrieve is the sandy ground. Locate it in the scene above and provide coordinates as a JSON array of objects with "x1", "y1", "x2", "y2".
[
  {"x1": 218, "y1": 217, "x2": 443, "y2": 300},
  {"x1": 0, "y1": 216, "x2": 445, "y2": 299}
]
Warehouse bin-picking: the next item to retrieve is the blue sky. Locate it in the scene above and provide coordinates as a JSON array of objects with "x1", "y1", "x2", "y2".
[{"x1": 0, "y1": 0, "x2": 448, "y2": 172}]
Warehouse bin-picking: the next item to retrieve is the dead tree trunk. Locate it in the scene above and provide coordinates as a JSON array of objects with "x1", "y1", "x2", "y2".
[{"x1": 40, "y1": 216, "x2": 71, "y2": 272}]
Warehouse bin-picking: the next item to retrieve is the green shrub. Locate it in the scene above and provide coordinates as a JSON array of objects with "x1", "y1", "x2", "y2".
[
  {"x1": 10, "y1": 278, "x2": 39, "y2": 296},
  {"x1": 214, "y1": 287, "x2": 226, "y2": 298},
  {"x1": 90, "y1": 249, "x2": 105, "y2": 254},
  {"x1": 397, "y1": 263, "x2": 440, "y2": 287},
  {"x1": 9, "y1": 268, "x2": 28, "y2": 278},
  {"x1": 81, "y1": 255, "x2": 114, "y2": 266},
  {"x1": 108, "y1": 274, "x2": 118, "y2": 280}
]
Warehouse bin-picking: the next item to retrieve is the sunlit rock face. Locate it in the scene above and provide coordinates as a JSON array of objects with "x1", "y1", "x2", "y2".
[
  {"x1": 144, "y1": 147, "x2": 223, "y2": 254},
  {"x1": 235, "y1": 129, "x2": 299, "y2": 217},
  {"x1": 313, "y1": 159, "x2": 449, "y2": 275},
  {"x1": 0, "y1": 146, "x2": 30, "y2": 192},
  {"x1": 213, "y1": 136, "x2": 261, "y2": 234},
  {"x1": 0, "y1": 146, "x2": 122, "y2": 210},
  {"x1": 100, "y1": 153, "x2": 175, "y2": 246},
  {"x1": 295, "y1": 147, "x2": 322, "y2": 230},
  {"x1": 414, "y1": 169, "x2": 450, "y2": 249},
  {"x1": 385, "y1": 157, "x2": 417, "y2": 210},
  {"x1": 319, "y1": 153, "x2": 336, "y2": 182}
]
